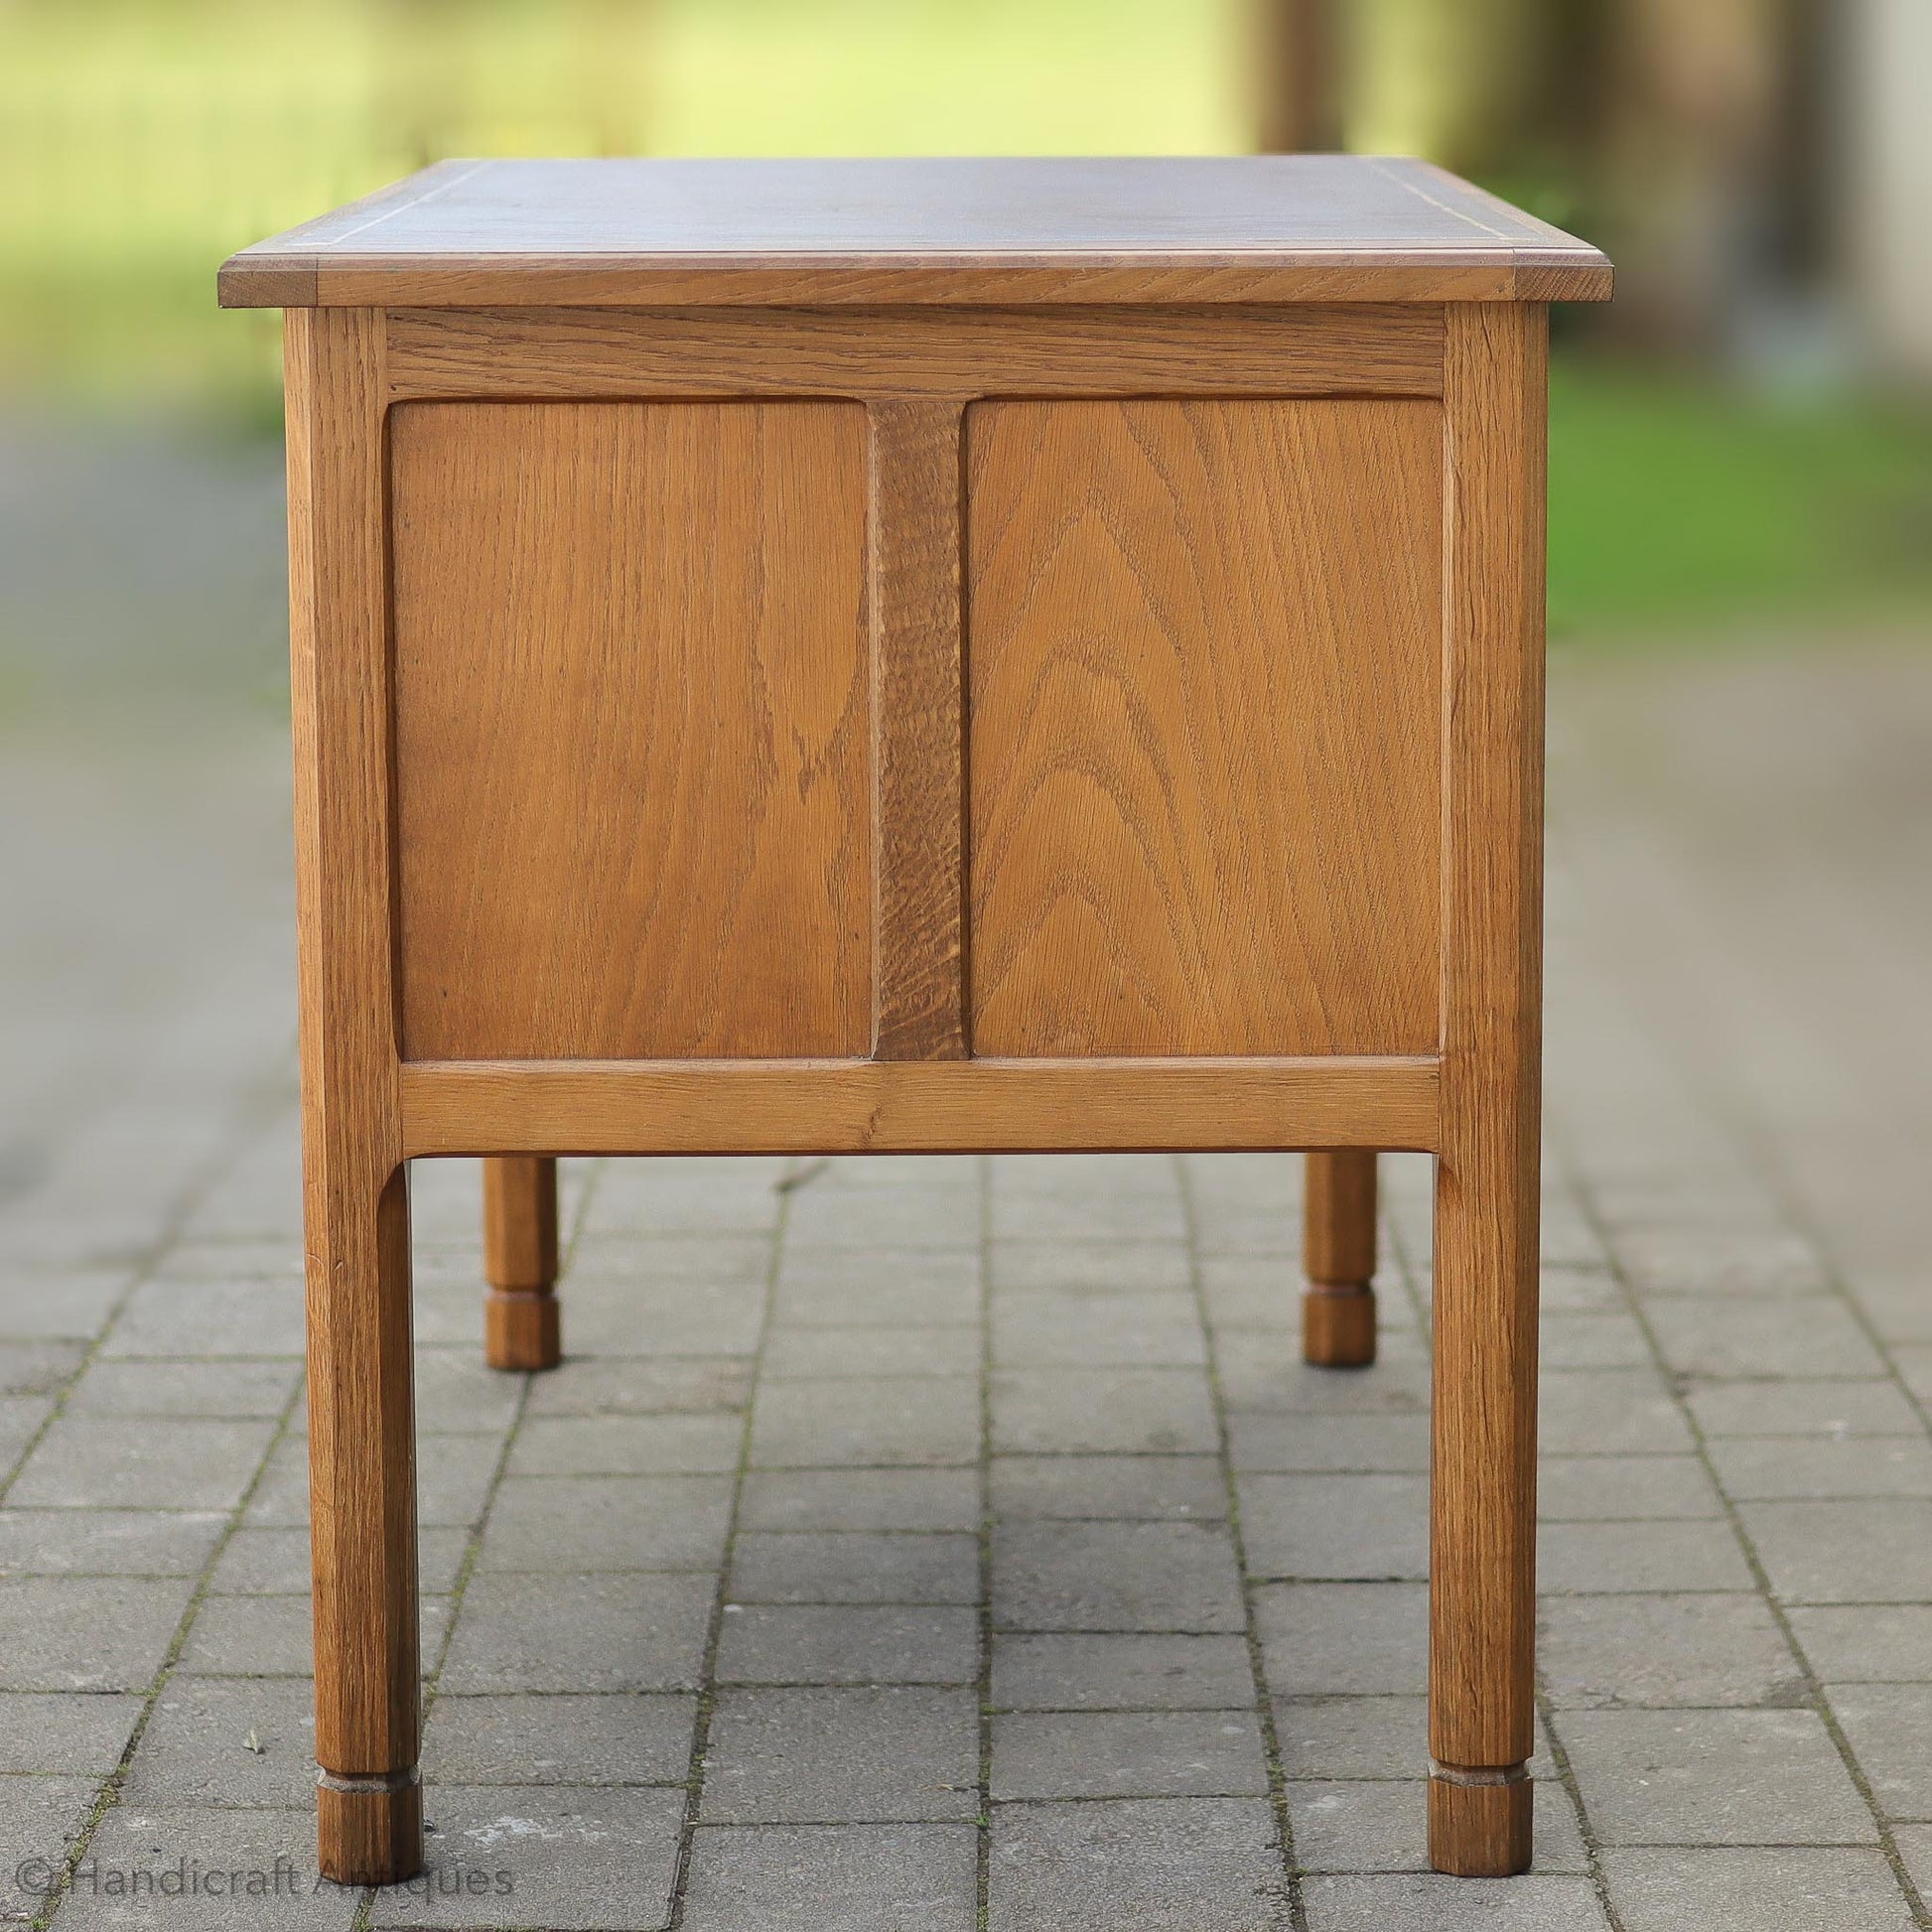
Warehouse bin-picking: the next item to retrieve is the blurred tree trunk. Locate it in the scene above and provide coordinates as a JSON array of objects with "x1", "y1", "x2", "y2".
[
  {"x1": 1253, "y1": 0, "x2": 1344, "y2": 152},
  {"x1": 1596, "y1": 0, "x2": 1787, "y2": 353}
]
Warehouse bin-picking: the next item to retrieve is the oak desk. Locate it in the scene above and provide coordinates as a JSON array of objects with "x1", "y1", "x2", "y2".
[{"x1": 221, "y1": 156, "x2": 1610, "y2": 1887}]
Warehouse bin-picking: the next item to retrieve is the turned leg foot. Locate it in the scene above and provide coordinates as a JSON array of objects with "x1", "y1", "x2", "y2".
[
  {"x1": 318, "y1": 1770, "x2": 424, "y2": 1886},
  {"x1": 1303, "y1": 1150, "x2": 1377, "y2": 1367},
  {"x1": 483, "y1": 1156, "x2": 561, "y2": 1370},
  {"x1": 1428, "y1": 1764, "x2": 1533, "y2": 1876}
]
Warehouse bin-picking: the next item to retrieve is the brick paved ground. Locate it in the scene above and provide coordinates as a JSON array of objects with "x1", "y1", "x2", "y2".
[{"x1": 4, "y1": 436, "x2": 1932, "y2": 1928}]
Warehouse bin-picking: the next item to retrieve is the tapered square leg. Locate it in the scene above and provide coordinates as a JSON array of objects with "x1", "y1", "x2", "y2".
[
  {"x1": 1427, "y1": 300, "x2": 1546, "y2": 1878},
  {"x1": 483, "y1": 1156, "x2": 560, "y2": 1370},
  {"x1": 1303, "y1": 1150, "x2": 1377, "y2": 1366},
  {"x1": 306, "y1": 1167, "x2": 422, "y2": 1886}
]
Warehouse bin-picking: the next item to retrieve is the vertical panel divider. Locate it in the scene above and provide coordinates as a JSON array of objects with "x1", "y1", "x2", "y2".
[{"x1": 868, "y1": 398, "x2": 969, "y2": 1060}]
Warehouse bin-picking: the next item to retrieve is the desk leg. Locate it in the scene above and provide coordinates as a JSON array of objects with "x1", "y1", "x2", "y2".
[
  {"x1": 483, "y1": 1157, "x2": 561, "y2": 1370},
  {"x1": 306, "y1": 1164, "x2": 422, "y2": 1884},
  {"x1": 1303, "y1": 1151, "x2": 1377, "y2": 1365}
]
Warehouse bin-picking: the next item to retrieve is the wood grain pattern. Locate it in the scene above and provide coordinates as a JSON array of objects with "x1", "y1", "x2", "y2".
[
  {"x1": 870, "y1": 403, "x2": 966, "y2": 1059},
  {"x1": 218, "y1": 156, "x2": 1612, "y2": 309},
  {"x1": 384, "y1": 304, "x2": 1446, "y2": 402},
  {"x1": 285, "y1": 306, "x2": 422, "y2": 1884},
  {"x1": 399, "y1": 1056, "x2": 1441, "y2": 1157},
  {"x1": 967, "y1": 398, "x2": 1442, "y2": 1058},
  {"x1": 1303, "y1": 1148, "x2": 1379, "y2": 1368},
  {"x1": 389, "y1": 400, "x2": 872, "y2": 1061},
  {"x1": 1427, "y1": 301, "x2": 1547, "y2": 1878},
  {"x1": 483, "y1": 1156, "x2": 560, "y2": 1371}
]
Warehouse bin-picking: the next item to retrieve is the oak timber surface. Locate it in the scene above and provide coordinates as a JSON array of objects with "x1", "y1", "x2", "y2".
[
  {"x1": 967, "y1": 397, "x2": 1443, "y2": 1058},
  {"x1": 219, "y1": 156, "x2": 1611, "y2": 308},
  {"x1": 389, "y1": 400, "x2": 872, "y2": 1061}
]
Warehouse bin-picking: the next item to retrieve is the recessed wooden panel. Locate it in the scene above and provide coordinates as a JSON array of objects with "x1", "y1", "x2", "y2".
[
  {"x1": 390, "y1": 400, "x2": 870, "y2": 1060},
  {"x1": 967, "y1": 398, "x2": 1443, "y2": 1057}
]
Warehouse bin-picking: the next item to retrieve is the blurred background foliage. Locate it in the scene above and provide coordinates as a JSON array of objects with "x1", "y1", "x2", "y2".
[{"x1": 1, "y1": 0, "x2": 1928, "y2": 639}]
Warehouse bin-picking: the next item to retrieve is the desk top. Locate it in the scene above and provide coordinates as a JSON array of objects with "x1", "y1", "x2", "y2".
[{"x1": 219, "y1": 156, "x2": 1610, "y2": 310}]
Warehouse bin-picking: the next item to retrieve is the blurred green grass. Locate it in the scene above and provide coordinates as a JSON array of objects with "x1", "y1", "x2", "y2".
[{"x1": 4, "y1": 0, "x2": 1928, "y2": 640}]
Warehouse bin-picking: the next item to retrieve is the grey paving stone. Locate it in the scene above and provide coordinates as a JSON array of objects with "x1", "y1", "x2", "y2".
[
  {"x1": 176, "y1": 1593, "x2": 315, "y2": 1676},
  {"x1": 409, "y1": 1350, "x2": 529, "y2": 1436},
  {"x1": 1196, "y1": 1255, "x2": 1315, "y2": 1332},
  {"x1": 371, "y1": 1784, "x2": 686, "y2": 1930},
  {"x1": 102, "y1": 1277, "x2": 305, "y2": 1359},
  {"x1": 1554, "y1": 1708, "x2": 1874, "y2": 1845},
  {"x1": 1227, "y1": 1414, "x2": 1431, "y2": 1474},
  {"x1": 1708, "y1": 1435, "x2": 1932, "y2": 1499},
  {"x1": 0, "y1": 1338, "x2": 87, "y2": 1397},
  {"x1": 52, "y1": 1803, "x2": 359, "y2": 1931},
  {"x1": 244, "y1": 1433, "x2": 503, "y2": 1531},
  {"x1": 1684, "y1": 1378, "x2": 1921, "y2": 1439},
  {"x1": 9, "y1": 1414, "x2": 275, "y2": 1510},
  {"x1": 561, "y1": 1280, "x2": 767, "y2": 1357},
  {"x1": 990, "y1": 1454, "x2": 1226, "y2": 1522},
  {"x1": 988, "y1": 1796, "x2": 1284, "y2": 1932},
  {"x1": 65, "y1": 1358, "x2": 299, "y2": 1419},
  {"x1": 1539, "y1": 1311, "x2": 1654, "y2": 1369},
  {"x1": 439, "y1": 1574, "x2": 714, "y2": 1693},
  {"x1": 992, "y1": 1294, "x2": 1205, "y2": 1368},
  {"x1": 991, "y1": 1240, "x2": 1191, "y2": 1295},
  {"x1": 1540, "y1": 1369, "x2": 1696, "y2": 1454},
  {"x1": 785, "y1": 1185, "x2": 982, "y2": 1249},
  {"x1": 504, "y1": 1413, "x2": 744, "y2": 1477},
  {"x1": 730, "y1": 1531, "x2": 979, "y2": 1605},
  {"x1": 716, "y1": 1604, "x2": 979, "y2": 1686},
  {"x1": 566, "y1": 1233, "x2": 773, "y2": 1289},
  {"x1": 1238, "y1": 1474, "x2": 1429, "y2": 1582},
  {"x1": 1539, "y1": 1519, "x2": 1755, "y2": 1593},
  {"x1": 762, "y1": 1323, "x2": 981, "y2": 1378},
  {"x1": 0, "y1": 1690, "x2": 143, "y2": 1771},
  {"x1": 0, "y1": 1576, "x2": 191, "y2": 1690},
  {"x1": 991, "y1": 1633, "x2": 1252, "y2": 1712},
  {"x1": 124, "y1": 1677, "x2": 318, "y2": 1806},
  {"x1": 422, "y1": 1693, "x2": 696, "y2": 1785},
  {"x1": 1253, "y1": 1583, "x2": 1426, "y2": 1697},
  {"x1": 1787, "y1": 1604, "x2": 1932, "y2": 1682},
  {"x1": 993, "y1": 1522, "x2": 1246, "y2": 1633},
  {"x1": 993, "y1": 1368, "x2": 1218, "y2": 1456},
  {"x1": 0, "y1": 1774, "x2": 98, "y2": 1910},
  {"x1": 770, "y1": 1248, "x2": 980, "y2": 1327},
  {"x1": 738, "y1": 1467, "x2": 981, "y2": 1534},
  {"x1": 1614, "y1": 1226, "x2": 1829, "y2": 1299},
  {"x1": 992, "y1": 1709, "x2": 1267, "y2": 1800},
  {"x1": 991, "y1": 1174, "x2": 1185, "y2": 1244},
  {"x1": 478, "y1": 1475, "x2": 735, "y2": 1573},
  {"x1": 1645, "y1": 1297, "x2": 1885, "y2": 1381},
  {"x1": 0, "y1": 1268, "x2": 126, "y2": 1338},
  {"x1": 1890, "y1": 1826, "x2": 1932, "y2": 1912},
  {"x1": 1287, "y1": 1776, "x2": 1588, "y2": 1874},
  {"x1": 1538, "y1": 1454, "x2": 1725, "y2": 1521},
  {"x1": 1824, "y1": 1685, "x2": 1932, "y2": 1820},
  {"x1": 700, "y1": 1686, "x2": 978, "y2": 1822},
  {"x1": 749, "y1": 1377, "x2": 980, "y2": 1468},
  {"x1": 521, "y1": 1355, "x2": 754, "y2": 1417},
  {"x1": 1538, "y1": 1264, "x2": 1625, "y2": 1314},
  {"x1": 0, "y1": 1392, "x2": 52, "y2": 1469},
  {"x1": 1214, "y1": 1331, "x2": 1432, "y2": 1416},
  {"x1": 583, "y1": 1157, "x2": 787, "y2": 1233},
  {"x1": 680, "y1": 1822, "x2": 979, "y2": 1932},
  {"x1": 1276, "y1": 1696, "x2": 1423, "y2": 1778},
  {"x1": 1539, "y1": 1593, "x2": 1805, "y2": 1710},
  {"x1": 1740, "y1": 1499, "x2": 1932, "y2": 1602},
  {"x1": 0, "y1": 1508, "x2": 225, "y2": 1577},
  {"x1": 1599, "y1": 1847, "x2": 1915, "y2": 1932},
  {"x1": 1301, "y1": 1872, "x2": 1610, "y2": 1931},
  {"x1": 207, "y1": 1524, "x2": 470, "y2": 1596}
]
